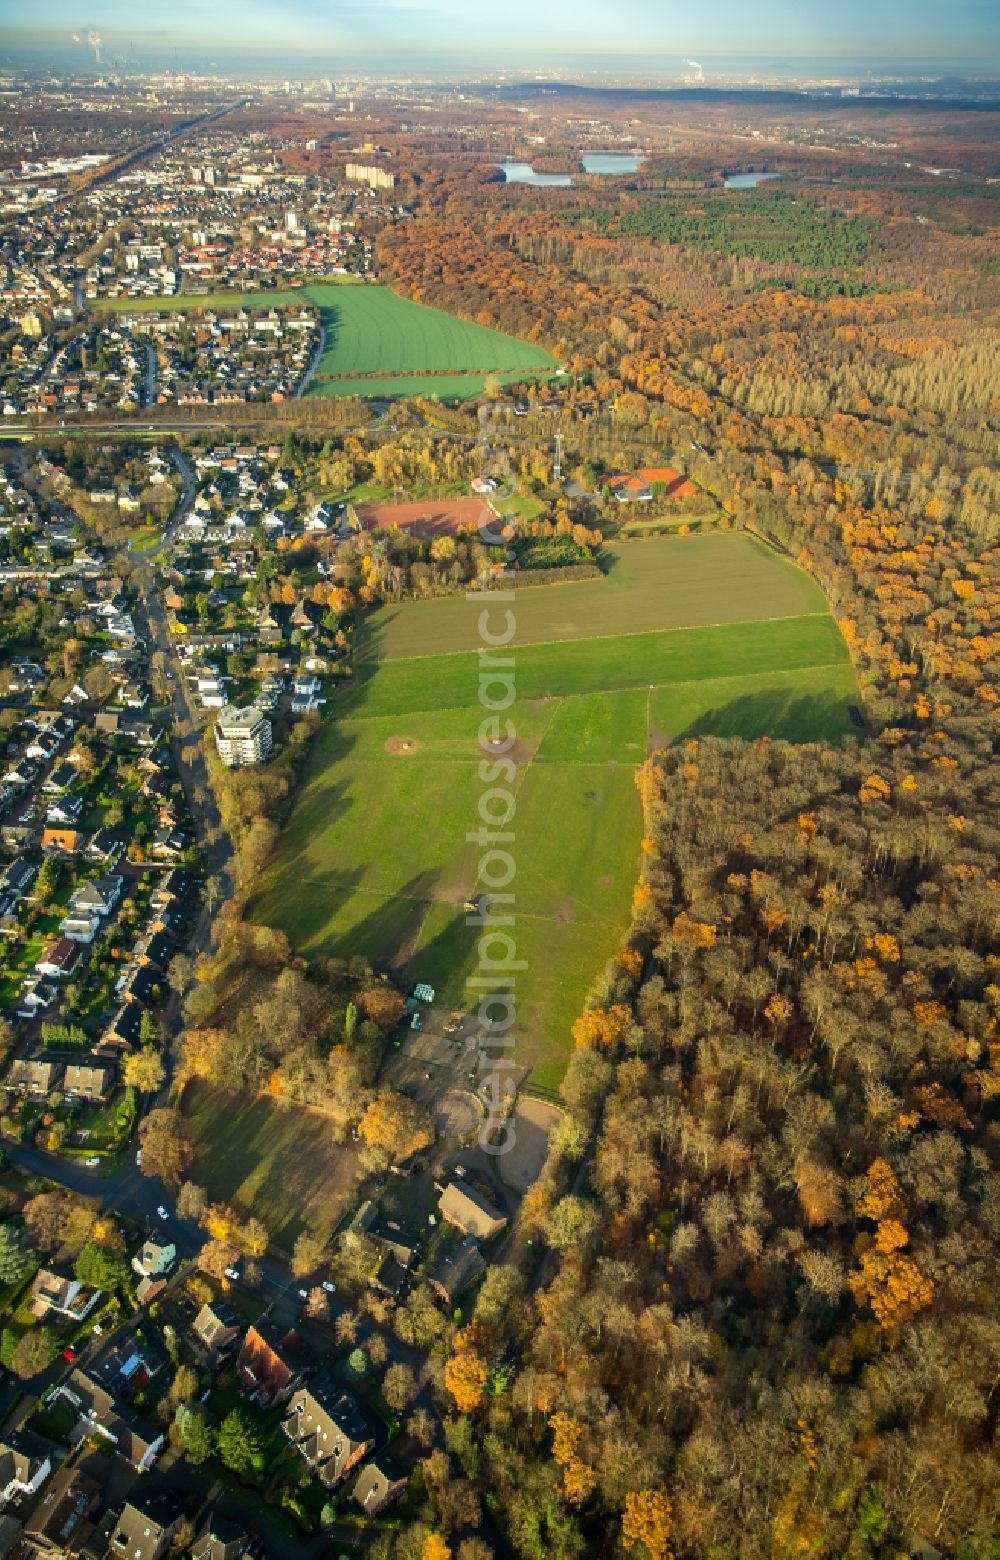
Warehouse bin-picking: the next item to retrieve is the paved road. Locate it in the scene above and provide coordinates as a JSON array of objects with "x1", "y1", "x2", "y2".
[{"x1": 295, "y1": 323, "x2": 326, "y2": 398}]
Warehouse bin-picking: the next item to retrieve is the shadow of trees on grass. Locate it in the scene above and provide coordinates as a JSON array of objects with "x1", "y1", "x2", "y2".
[{"x1": 676, "y1": 686, "x2": 858, "y2": 746}]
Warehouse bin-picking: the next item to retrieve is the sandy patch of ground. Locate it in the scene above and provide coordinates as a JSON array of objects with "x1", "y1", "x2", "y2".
[
  {"x1": 499, "y1": 1096, "x2": 563, "y2": 1192},
  {"x1": 434, "y1": 1088, "x2": 484, "y2": 1141},
  {"x1": 385, "y1": 734, "x2": 421, "y2": 755},
  {"x1": 483, "y1": 736, "x2": 537, "y2": 767}
]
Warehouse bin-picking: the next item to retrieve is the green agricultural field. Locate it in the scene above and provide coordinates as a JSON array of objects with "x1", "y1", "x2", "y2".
[
  {"x1": 252, "y1": 535, "x2": 858, "y2": 1091},
  {"x1": 90, "y1": 282, "x2": 557, "y2": 399},
  {"x1": 360, "y1": 533, "x2": 830, "y2": 662}
]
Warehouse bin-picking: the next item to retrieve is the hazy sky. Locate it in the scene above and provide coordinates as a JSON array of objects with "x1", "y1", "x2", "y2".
[{"x1": 6, "y1": 0, "x2": 1000, "y2": 67}]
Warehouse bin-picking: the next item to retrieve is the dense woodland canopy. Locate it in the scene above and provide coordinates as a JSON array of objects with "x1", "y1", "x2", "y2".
[{"x1": 353, "y1": 108, "x2": 1000, "y2": 1560}]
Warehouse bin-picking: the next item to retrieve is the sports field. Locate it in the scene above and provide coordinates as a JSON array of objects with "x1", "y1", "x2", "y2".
[
  {"x1": 357, "y1": 498, "x2": 496, "y2": 536},
  {"x1": 252, "y1": 535, "x2": 858, "y2": 1093},
  {"x1": 91, "y1": 282, "x2": 558, "y2": 399}
]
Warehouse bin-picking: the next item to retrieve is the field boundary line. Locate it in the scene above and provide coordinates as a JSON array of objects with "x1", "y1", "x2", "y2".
[{"x1": 358, "y1": 610, "x2": 834, "y2": 665}]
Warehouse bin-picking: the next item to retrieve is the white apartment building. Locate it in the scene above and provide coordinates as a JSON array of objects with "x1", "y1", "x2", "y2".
[{"x1": 214, "y1": 705, "x2": 273, "y2": 768}]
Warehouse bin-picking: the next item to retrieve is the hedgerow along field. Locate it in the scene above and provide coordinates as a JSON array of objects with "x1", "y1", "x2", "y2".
[
  {"x1": 252, "y1": 534, "x2": 858, "y2": 1093},
  {"x1": 91, "y1": 281, "x2": 558, "y2": 399}
]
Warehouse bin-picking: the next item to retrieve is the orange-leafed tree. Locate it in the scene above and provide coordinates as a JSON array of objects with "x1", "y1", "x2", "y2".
[
  {"x1": 443, "y1": 1342, "x2": 488, "y2": 1414},
  {"x1": 621, "y1": 1487, "x2": 673, "y2": 1559},
  {"x1": 571, "y1": 1005, "x2": 632, "y2": 1051}
]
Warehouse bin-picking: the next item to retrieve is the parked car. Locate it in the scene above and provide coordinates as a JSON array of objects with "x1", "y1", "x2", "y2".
[
  {"x1": 84, "y1": 1156, "x2": 100, "y2": 1167},
  {"x1": 321, "y1": 1281, "x2": 337, "y2": 1293},
  {"x1": 156, "y1": 1205, "x2": 169, "y2": 1220}
]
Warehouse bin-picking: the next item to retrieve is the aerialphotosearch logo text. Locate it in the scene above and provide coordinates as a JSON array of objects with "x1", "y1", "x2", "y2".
[{"x1": 467, "y1": 510, "x2": 520, "y2": 1154}]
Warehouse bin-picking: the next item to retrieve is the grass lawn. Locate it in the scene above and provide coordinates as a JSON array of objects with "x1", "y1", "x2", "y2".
[
  {"x1": 127, "y1": 527, "x2": 161, "y2": 553},
  {"x1": 491, "y1": 493, "x2": 548, "y2": 521},
  {"x1": 181, "y1": 1081, "x2": 355, "y2": 1248},
  {"x1": 252, "y1": 534, "x2": 857, "y2": 1090},
  {"x1": 360, "y1": 533, "x2": 830, "y2": 662},
  {"x1": 343, "y1": 613, "x2": 847, "y2": 721},
  {"x1": 90, "y1": 283, "x2": 557, "y2": 401}
]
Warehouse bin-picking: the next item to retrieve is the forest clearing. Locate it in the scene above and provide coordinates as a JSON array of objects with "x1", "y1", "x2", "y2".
[{"x1": 251, "y1": 535, "x2": 857, "y2": 1091}]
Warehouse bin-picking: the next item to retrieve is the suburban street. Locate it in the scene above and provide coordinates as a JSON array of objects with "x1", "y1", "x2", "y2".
[{"x1": 2, "y1": 446, "x2": 242, "y2": 1272}]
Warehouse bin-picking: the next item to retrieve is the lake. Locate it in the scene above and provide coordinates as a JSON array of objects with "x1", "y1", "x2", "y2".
[
  {"x1": 500, "y1": 152, "x2": 645, "y2": 186},
  {"x1": 581, "y1": 152, "x2": 644, "y2": 175},
  {"x1": 724, "y1": 171, "x2": 783, "y2": 189},
  {"x1": 499, "y1": 162, "x2": 573, "y2": 187}
]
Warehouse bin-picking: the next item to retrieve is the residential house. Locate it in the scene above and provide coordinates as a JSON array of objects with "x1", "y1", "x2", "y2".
[
  {"x1": 4, "y1": 759, "x2": 40, "y2": 792},
  {"x1": 370, "y1": 1250, "x2": 409, "y2": 1300},
  {"x1": 45, "y1": 793, "x2": 84, "y2": 828},
  {"x1": 0, "y1": 1427, "x2": 58, "y2": 1509},
  {"x1": 281, "y1": 1381, "x2": 374, "y2": 1489},
  {"x1": 6, "y1": 1058, "x2": 61, "y2": 1095},
  {"x1": 92, "y1": 1337, "x2": 168, "y2": 1398},
  {"x1": 437, "y1": 1180, "x2": 508, "y2": 1240},
  {"x1": 101, "y1": 1001, "x2": 145, "y2": 1050},
  {"x1": 63, "y1": 1059, "x2": 115, "y2": 1102},
  {"x1": 236, "y1": 1321, "x2": 303, "y2": 1408},
  {"x1": 24, "y1": 732, "x2": 60, "y2": 762},
  {"x1": 140, "y1": 930, "x2": 175, "y2": 972},
  {"x1": 71, "y1": 875, "x2": 124, "y2": 918},
  {"x1": 106, "y1": 1492, "x2": 181, "y2": 1560},
  {"x1": 42, "y1": 762, "x2": 78, "y2": 796},
  {"x1": 34, "y1": 936, "x2": 81, "y2": 979},
  {"x1": 122, "y1": 964, "x2": 160, "y2": 1007},
  {"x1": 30, "y1": 1268, "x2": 102, "y2": 1323},
  {"x1": 352, "y1": 1453, "x2": 408, "y2": 1515},
  {"x1": 2, "y1": 821, "x2": 40, "y2": 853},
  {"x1": 22, "y1": 1465, "x2": 100, "y2": 1554},
  {"x1": 190, "y1": 1514, "x2": 250, "y2": 1560},
  {"x1": 150, "y1": 869, "x2": 189, "y2": 910},
  {"x1": 59, "y1": 911, "x2": 100, "y2": 944},
  {"x1": 132, "y1": 1238, "x2": 176, "y2": 1282},
  {"x1": 53, "y1": 1370, "x2": 164, "y2": 1471},
  {"x1": 607, "y1": 465, "x2": 696, "y2": 503},
  {"x1": 1, "y1": 859, "x2": 37, "y2": 898},
  {"x1": 85, "y1": 828, "x2": 126, "y2": 866},
  {"x1": 255, "y1": 602, "x2": 290, "y2": 646},
  {"x1": 41, "y1": 826, "x2": 80, "y2": 854},
  {"x1": 191, "y1": 1301, "x2": 240, "y2": 1360},
  {"x1": 428, "y1": 1239, "x2": 487, "y2": 1305},
  {"x1": 150, "y1": 826, "x2": 186, "y2": 860}
]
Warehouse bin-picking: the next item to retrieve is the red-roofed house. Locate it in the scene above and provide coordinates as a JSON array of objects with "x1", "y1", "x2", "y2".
[
  {"x1": 608, "y1": 465, "x2": 696, "y2": 502},
  {"x1": 236, "y1": 1322, "x2": 304, "y2": 1408}
]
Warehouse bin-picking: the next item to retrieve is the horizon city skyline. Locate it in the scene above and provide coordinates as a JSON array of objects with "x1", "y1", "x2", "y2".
[{"x1": 2, "y1": 0, "x2": 999, "y2": 74}]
